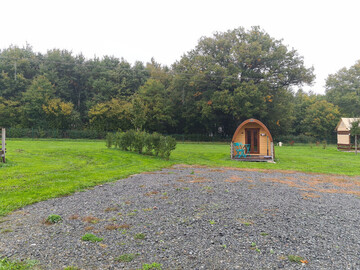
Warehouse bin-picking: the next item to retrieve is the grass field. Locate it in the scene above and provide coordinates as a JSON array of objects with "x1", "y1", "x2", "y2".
[{"x1": 0, "y1": 139, "x2": 359, "y2": 216}]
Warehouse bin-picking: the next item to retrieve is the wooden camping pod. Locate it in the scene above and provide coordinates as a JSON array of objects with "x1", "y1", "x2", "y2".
[{"x1": 231, "y1": 119, "x2": 274, "y2": 162}]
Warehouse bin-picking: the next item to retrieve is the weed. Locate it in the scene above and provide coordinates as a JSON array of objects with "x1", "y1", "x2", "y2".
[
  {"x1": 134, "y1": 233, "x2": 146, "y2": 240},
  {"x1": 127, "y1": 212, "x2": 137, "y2": 217},
  {"x1": 209, "y1": 220, "x2": 215, "y2": 225},
  {"x1": 190, "y1": 170, "x2": 194, "y2": 174},
  {"x1": 81, "y1": 233, "x2": 103, "y2": 242},
  {"x1": 270, "y1": 248, "x2": 275, "y2": 254},
  {"x1": 46, "y1": 214, "x2": 62, "y2": 224},
  {"x1": 260, "y1": 232, "x2": 268, "y2": 236},
  {"x1": 105, "y1": 224, "x2": 120, "y2": 230},
  {"x1": 1, "y1": 228, "x2": 13, "y2": 233},
  {"x1": 141, "y1": 262, "x2": 162, "y2": 270},
  {"x1": 143, "y1": 208, "x2": 153, "y2": 212},
  {"x1": 222, "y1": 244, "x2": 227, "y2": 249},
  {"x1": 0, "y1": 257, "x2": 38, "y2": 269},
  {"x1": 115, "y1": 253, "x2": 138, "y2": 262},
  {"x1": 255, "y1": 248, "x2": 261, "y2": 253},
  {"x1": 104, "y1": 207, "x2": 118, "y2": 212},
  {"x1": 119, "y1": 223, "x2": 131, "y2": 229},
  {"x1": 288, "y1": 255, "x2": 305, "y2": 263},
  {"x1": 238, "y1": 218, "x2": 254, "y2": 226},
  {"x1": 69, "y1": 214, "x2": 79, "y2": 220},
  {"x1": 64, "y1": 266, "x2": 80, "y2": 270},
  {"x1": 82, "y1": 216, "x2": 100, "y2": 224},
  {"x1": 251, "y1": 242, "x2": 256, "y2": 247},
  {"x1": 84, "y1": 226, "x2": 94, "y2": 231}
]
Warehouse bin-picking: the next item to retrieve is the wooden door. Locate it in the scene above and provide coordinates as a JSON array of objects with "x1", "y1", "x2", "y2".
[{"x1": 245, "y1": 128, "x2": 260, "y2": 154}]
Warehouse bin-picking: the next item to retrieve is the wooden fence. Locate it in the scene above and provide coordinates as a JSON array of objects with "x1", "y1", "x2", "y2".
[{"x1": 1, "y1": 128, "x2": 5, "y2": 163}]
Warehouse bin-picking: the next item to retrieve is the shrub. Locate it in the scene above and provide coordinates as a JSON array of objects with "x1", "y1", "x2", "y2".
[
  {"x1": 81, "y1": 233, "x2": 103, "y2": 242},
  {"x1": 106, "y1": 131, "x2": 176, "y2": 159},
  {"x1": 141, "y1": 262, "x2": 162, "y2": 270},
  {"x1": 159, "y1": 136, "x2": 176, "y2": 160},
  {"x1": 133, "y1": 131, "x2": 145, "y2": 154},
  {"x1": 143, "y1": 133, "x2": 153, "y2": 155},
  {"x1": 105, "y1": 133, "x2": 114, "y2": 148},
  {"x1": 151, "y1": 132, "x2": 162, "y2": 156},
  {"x1": 46, "y1": 214, "x2": 62, "y2": 224},
  {"x1": 322, "y1": 140, "x2": 327, "y2": 149}
]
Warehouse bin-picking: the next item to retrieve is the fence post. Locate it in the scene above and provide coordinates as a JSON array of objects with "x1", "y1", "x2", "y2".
[{"x1": 1, "y1": 128, "x2": 5, "y2": 163}]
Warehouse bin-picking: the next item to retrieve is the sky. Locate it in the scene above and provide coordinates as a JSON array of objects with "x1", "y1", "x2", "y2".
[{"x1": 1, "y1": 0, "x2": 360, "y2": 94}]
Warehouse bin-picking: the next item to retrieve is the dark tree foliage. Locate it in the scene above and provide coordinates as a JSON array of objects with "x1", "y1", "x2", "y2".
[
  {"x1": 1, "y1": 26, "x2": 348, "y2": 142},
  {"x1": 171, "y1": 26, "x2": 314, "y2": 137}
]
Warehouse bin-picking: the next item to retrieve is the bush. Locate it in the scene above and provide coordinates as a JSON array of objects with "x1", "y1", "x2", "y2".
[
  {"x1": 159, "y1": 136, "x2": 177, "y2": 160},
  {"x1": 106, "y1": 131, "x2": 176, "y2": 159},
  {"x1": 105, "y1": 133, "x2": 113, "y2": 148},
  {"x1": 150, "y1": 133, "x2": 161, "y2": 156},
  {"x1": 133, "y1": 131, "x2": 145, "y2": 154}
]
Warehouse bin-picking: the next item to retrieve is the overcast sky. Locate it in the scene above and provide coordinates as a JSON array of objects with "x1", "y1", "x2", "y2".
[{"x1": 1, "y1": 0, "x2": 360, "y2": 94}]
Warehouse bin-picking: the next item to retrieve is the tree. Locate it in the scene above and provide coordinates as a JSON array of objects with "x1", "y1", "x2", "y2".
[
  {"x1": 21, "y1": 75, "x2": 55, "y2": 128},
  {"x1": 325, "y1": 60, "x2": 360, "y2": 116},
  {"x1": 88, "y1": 98, "x2": 132, "y2": 131},
  {"x1": 293, "y1": 89, "x2": 321, "y2": 135},
  {"x1": 302, "y1": 100, "x2": 340, "y2": 140},
  {"x1": 0, "y1": 97, "x2": 21, "y2": 127},
  {"x1": 171, "y1": 26, "x2": 315, "y2": 136},
  {"x1": 138, "y1": 78, "x2": 176, "y2": 132},
  {"x1": 42, "y1": 98, "x2": 76, "y2": 129},
  {"x1": 130, "y1": 94, "x2": 147, "y2": 131},
  {"x1": 350, "y1": 120, "x2": 360, "y2": 155}
]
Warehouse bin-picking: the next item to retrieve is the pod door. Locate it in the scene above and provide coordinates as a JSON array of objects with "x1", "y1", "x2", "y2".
[{"x1": 245, "y1": 128, "x2": 260, "y2": 154}]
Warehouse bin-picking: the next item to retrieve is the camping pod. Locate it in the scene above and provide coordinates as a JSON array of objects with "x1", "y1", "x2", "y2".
[
  {"x1": 335, "y1": 117, "x2": 360, "y2": 151},
  {"x1": 231, "y1": 119, "x2": 274, "y2": 162}
]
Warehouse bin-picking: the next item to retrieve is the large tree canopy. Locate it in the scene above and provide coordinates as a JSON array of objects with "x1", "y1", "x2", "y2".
[
  {"x1": 172, "y1": 26, "x2": 315, "y2": 137},
  {"x1": 1, "y1": 26, "x2": 347, "y2": 142},
  {"x1": 325, "y1": 60, "x2": 360, "y2": 117}
]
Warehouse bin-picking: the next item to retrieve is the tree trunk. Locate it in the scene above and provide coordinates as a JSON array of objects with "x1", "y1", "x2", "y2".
[{"x1": 355, "y1": 135, "x2": 358, "y2": 155}]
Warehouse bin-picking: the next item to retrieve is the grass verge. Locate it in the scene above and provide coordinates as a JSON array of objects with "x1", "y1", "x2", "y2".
[{"x1": 0, "y1": 139, "x2": 359, "y2": 216}]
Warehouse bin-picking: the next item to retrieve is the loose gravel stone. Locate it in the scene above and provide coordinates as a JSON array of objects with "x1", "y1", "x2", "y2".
[{"x1": 0, "y1": 165, "x2": 360, "y2": 269}]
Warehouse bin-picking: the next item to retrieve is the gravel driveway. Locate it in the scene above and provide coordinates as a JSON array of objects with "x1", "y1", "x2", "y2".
[{"x1": 1, "y1": 165, "x2": 360, "y2": 270}]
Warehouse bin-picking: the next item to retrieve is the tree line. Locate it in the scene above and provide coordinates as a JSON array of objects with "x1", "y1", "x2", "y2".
[{"x1": 0, "y1": 26, "x2": 358, "y2": 141}]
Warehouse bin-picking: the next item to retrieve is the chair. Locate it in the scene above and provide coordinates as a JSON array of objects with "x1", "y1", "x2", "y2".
[{"x1": 234, "y1": 143, "x2": 250, "y2": 158}]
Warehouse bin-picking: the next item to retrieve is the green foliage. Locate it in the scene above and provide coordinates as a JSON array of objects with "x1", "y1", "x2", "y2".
[
  {"x1": 81, "y1": 233, "x2": 103, "y2": 242},
  {"x1": 302, "y1": 100, "x2": 340, "y2": 140},
  {"x1": 46, "y1": 214, "x2": 62, "y2": 224},
  {"x1": 287, "y1": 254, "x2": 305, "y2": 263},
  {"x1": 0, "y1": 257, "x2": 38, "y2": 270},
  {"x1": 326, "y1": 60, "x2": 360, "y2": 116},
  {"x1": 141, "y1": 262, "x2": 162, "y2": 270},
  {"x1": 134, "y1": 233, "x2": 146, "y2": 240},
  {"x1": 115, "y1": 253, "x2": 137, "y2": 262},
  {"x1": 105, "y1": 133, "x2": 113, "y2": 148},
  {"x1": 350, "y1": 120, "x2": 360, "y2": 137},
  {"x1": 159, "y1": 136, "x2": 177, "y2": 160},
  {"x1": 107, "y1": 130, "x2": 176, "y2": 159}
]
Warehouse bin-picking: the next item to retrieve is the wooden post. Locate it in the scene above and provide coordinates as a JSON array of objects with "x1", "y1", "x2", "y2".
[
  {"x1": 230, "y1": 142, "x2": 234, "y2": 159},
  {"x1": 271, "y1": 142, "x2": 274, "y2": 162},
  {"x1": 1, "y1": 128, "x2": 5, "y2": 163}
]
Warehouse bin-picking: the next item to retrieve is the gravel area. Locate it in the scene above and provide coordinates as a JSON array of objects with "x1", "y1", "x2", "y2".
[{"x1": 1, "y1": 165, "x2": 360, "y2": 270}]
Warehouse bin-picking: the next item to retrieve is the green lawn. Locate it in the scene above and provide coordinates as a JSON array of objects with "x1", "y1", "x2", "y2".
[{"x1": 0, "y1": 139, "x2": 359, "y2": 216}]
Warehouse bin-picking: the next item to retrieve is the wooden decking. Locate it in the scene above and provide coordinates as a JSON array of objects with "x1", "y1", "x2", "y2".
[
  {"x1": 337, "y1": 144, "x2": 358, "y2": 151},
  {"x1": 233, "y1": 155, "x2": 274, "y2": 162}
]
